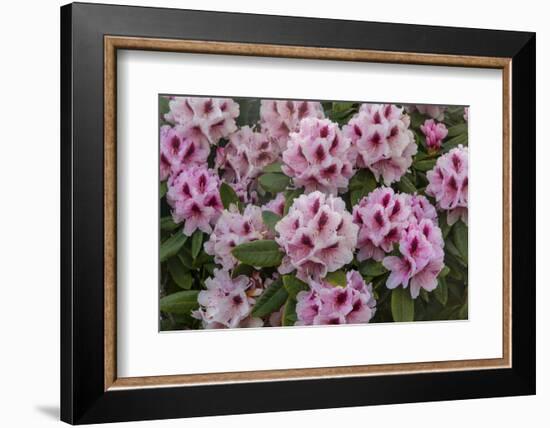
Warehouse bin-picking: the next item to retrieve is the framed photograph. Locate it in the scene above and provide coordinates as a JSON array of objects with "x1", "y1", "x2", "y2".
[{"x1": 61, "y1": 2, "x2": 535, "y2": 424}]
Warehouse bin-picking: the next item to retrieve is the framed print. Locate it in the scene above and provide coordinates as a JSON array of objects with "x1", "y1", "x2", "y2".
[{"x1": 60, "y1": 2, "x2": 536, "y2": 424}]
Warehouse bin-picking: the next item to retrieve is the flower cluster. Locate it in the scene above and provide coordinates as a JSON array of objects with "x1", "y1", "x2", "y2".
[
  {"x1": 382, "y1": 218, "x2": 445, "y2": 299},
  {"x1": 282, "y1": 118, "x2": 355, "y2": 194},
  {"x1": 275, "y1": 191, "x2": 358, "y2": 280},
  {"x1": 160, "y1": 96, "x2": 469, "y2": 331},
  {"x1": 204, "y1": 205, "x2": 267, "y2": 270},
  {"x1": 295, "y1": 271, "x2": 376, "y2": 325},
  {"x1": 166, "y1": 166, "x2": 223, "y2": 236},
  {"x1": 420, "y1": 119, "x2": 448, "y2": 152},
  {"x1": 426, "y1": 145, "x2": 469, "y2": 225},
  {"x1": 192, "y1": 269, "x2": 264, "y2": 329},
  {"x1": 260, "y1": 100, "x2": 325, "y2": 150},
  {"x1": 343, "y1": 104, "x2": 417, "y2": 185},
  {"x1": 164, "y1": 97, "x2": 239, "y2": 145}
]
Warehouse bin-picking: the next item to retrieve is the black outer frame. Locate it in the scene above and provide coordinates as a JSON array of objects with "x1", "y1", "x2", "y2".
[{"x1": 60, "y1": 2, "x2": 536, "y2": 424}]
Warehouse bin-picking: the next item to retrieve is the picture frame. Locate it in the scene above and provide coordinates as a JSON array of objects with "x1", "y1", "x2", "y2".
[{"x1": 61, "y1": 2, "x2": 535, "y2": 424}]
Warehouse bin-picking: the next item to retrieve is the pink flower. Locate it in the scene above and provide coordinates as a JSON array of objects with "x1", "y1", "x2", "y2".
[
  {"x1": 164, "y1": 97, "x2": 239, "y2": 145},
  {"x1": 463, "y1": 107, "x2": 469, "y2": 121},
  {"x1": 295, "y1": 270, "x2": 376, "y2": 325},
  {"x1": 408, "y1": 194, "x2": 438, "y2": 224},
  {"x1": 260, "y1": 100, "x2": 325, "y2": 151},
  {"x1": 420, "y1": 119, "x2": 448, "y2": 152},
  {"x1": 160, "y1": 125, "x2": 210, "y2": 181},
  {"x1": 344, "y1": 104, "x2": 417, "y2": 185},
  {"x1": 262, "y1": 192, "x2": 286, "y2": 217},
  {"x1": 204, "y1": 205, "x2": 267, "y2": 270},
  {"x1": 192, "y1": 269, "x2": 263, "y2": 328},
  {"x1": 415, "y1": 105, "x2": 446, "y2": 121},
  {"x1": 382, "y1": 219, "x2": 444, "y2": 299},
  {"x1": 275, "y1": 191, "x2": 358, "y2": 280},
  {"x1": 217, "y1": 126, "x2": 280, "y2": 183},
  {"x1": 426, "y1": 145, "x2": 469, "y2": 225},
  {"x1": 282, "y1": 117, "x2": 355, "y2": 195},
  {"x1": 353, "y1": 187, "x2": 411, "y2": 261},
  {"x1": 166, "y1": 166, "x2": 222, "y2": 236}
]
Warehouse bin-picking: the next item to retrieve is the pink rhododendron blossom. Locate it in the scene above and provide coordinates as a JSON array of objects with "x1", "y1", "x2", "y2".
[
  {"x1": 204, "y1": 205, "x2": 267, "y2": 270},
  {"x1": 260, "y1": 100, "x2": 325, "y2": 150},
  {"x1": 353, "y1": 187, "x2": 411, "y2": 261},
  {"x1": 344, "y1": 104, "x2": 417, "y2": 185},
  {"x1": 166, "y1": 166, "x2": 222, "y2": 236},
  {"x1": 160, "y1": 125, "x2": 210, "y2": 181},
  {"x1": 282, "y1": 117, "x2": 355, "y2": 195},
  {"x1": 426, "y1": 145, "x2": 469, "y2": 225},
  {"x1": 275, "y1": 191, "x2": 358, "y2": 280},
  {"x1": 216, "y1": 126, "x2": 280, "y2": 183},
  {"x1": 262, "y1": 192, "x2": 286, "y2": 217},
  {"x1": 464, "y1": 107, "x2": 469, "y2": 121},
  {"x1": 192, "y1": 269, "x2": 263, "y2": 329},
  {"x1": 407, "y1": 194, "x2": 438, "y2": 223},
  {"x1": 415, "y1": 105, "x2": 447, "y2": 121},
  {"x1": 420, "y1": 119, "x2": 448, "y2": 152},
  {"x1": 295, "y1": 270, "x2": 376, "y2": 325},
  {"x1": 164, "y1": 97, "x2": 239, "y2": 145},
  {"x1": 382, "y1": 218, "x2": 444, "y2": 299}
]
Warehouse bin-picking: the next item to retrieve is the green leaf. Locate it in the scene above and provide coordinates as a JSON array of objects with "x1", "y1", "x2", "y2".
[
  {"x1": 191, "y1": 231, "x2": 203, "y2": 259},
  {"x1": 420, "y1": 288, "x2": 430, "y2": 303},
  {"x1": 443, "y1": 133, "x2": 468, "y2": 152},
  {"x1": 458, "y1": 302, "x2": 468, "y2": 319},
  {"x1": 438, "y1": 213, "x2": 452, "y2": 239},
  {"x1": 178, "y1": 250, "x2": 194, "y2": 270},
  {"x1": 236, "y1": 99, "x2": 261, "y2": 127},
  {"x1": 231, "y1": 264, "x2": 255, "y2": 279},
  {"x1": 282, "y1": 297, "x2": 298, "y2": 326},
  {"x1": 391, "y1": 288, "x2": 415, "y2": 322},
  {"x1": 446, "y1": 123, "x2": 468, "y2": 138},
  {"x1": 325, "y1": 270, "x2": 347, "y2": 287},
  {"x1": 219, "y1": 182, "x2": 240, "y2": 210},
  {"x1": 413, "y1": 159, "x2": 437, "y2": 172},
  {"x1": 434, "y1": 276, "x2": 448, "y2": 306},
  {"x1": 452, "y1": 221, "x2": 468, "y2": 263},
  {"x1": 231, "y1": 240, "x2": 284, "y2": 267},
  {"x1": 395, "y1": 175, "x2": 416, "y2": 193},
  {"x1": 259, "y1": 173, "x2": 291, "y2": 194},
  {"x1": 283, "y1": 275, "x2": 309, "y2": 297},
  {"x1": 440, "y1": 265, "x2": 451, "y2": 278},
  {"x1": 160, "y1": 181, "x2": 167, "y2": 198},
  {"x1": 160, "y1": 216, "x2": 178, "y2": 232},
  {"x1": 160, "y1": 290, "x2": 199, "y2": 314},
  {"x1": 167, "y1": 257, "x2": 193, "y2": 289},
  {"x1": 160, "y1": 232, "x2": 188, "y2": 262},
  {"x1": 359, "y1": 259, "x2": 387, "y2": 277},
  {"x1": 263, "y1": 161, "x2": 283, "y2": 173},
  {"x1": 349, "y1": 169, "x2": 377, "y2": 206},
  {"x1": 283, "y1": 188, "x2": 304, "y2": 215},
  {"x1": 159, "y1": 96, "x2": 170, "y2": 117},
  {"x1": 251, "y1": 279, "x2": 288, "y2": 317},
  {"x1": 262, "y1": 210, "x2": 282, "y2": 234}
]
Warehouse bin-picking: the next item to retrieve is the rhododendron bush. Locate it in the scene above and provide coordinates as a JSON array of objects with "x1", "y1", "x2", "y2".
[{"x1": 159, "y1": 96, "x2": 469, "y2": 331}]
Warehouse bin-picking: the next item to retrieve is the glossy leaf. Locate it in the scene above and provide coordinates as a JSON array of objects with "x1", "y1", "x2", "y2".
[
  {"x1": 262, "y1": 210, "x2": 282, "y2": 234},
  {"x1": 160, "y1": 290, "x2": 199, "y2": 314},
  {"x1": 325, "y1": 270, "x2": 347, "y2": 287},
  {"x1": 191, "y1": 231, "x2": 203, "y2": 259},
  {"x1": 283, "y1": 275, "x2": 309, "y2": 297},
  {"x1": 232, "y1": 240, "x2": 284, "y2": 267},
  {"x1": 160, "y1": 232, "x2": 187, "y2": 262},
  {"x1": 219, "y1": 182, "x2": 240, "y2": 210},
  {"x1": 391, "y1": 287, "x2": 415, "y2": 322},
  {"x1": 359, "y1": 259, "x2": 387, "y2": 277},
  {"x1": 259, "y1": 173, "x2": 291, "y2": 194},
  {"x1": 251, "y1": 279, "x2": 288, "y2": 317}
]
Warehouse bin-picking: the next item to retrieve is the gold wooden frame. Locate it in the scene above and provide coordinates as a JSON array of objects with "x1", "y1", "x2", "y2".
[{"x1": 104, "y1": 36, "x2": 512, "y2": 391}]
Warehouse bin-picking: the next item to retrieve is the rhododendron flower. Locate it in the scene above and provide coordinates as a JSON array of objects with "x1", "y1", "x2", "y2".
[
  {"x1": 282, "y1": 117, "x2": 355, "y2": 195},
  {"x1": 382, "y1": 219, "x2": 444, "y2": 299},
  {"x1": 415, "y1": 105, "x2": 446, "y2": 121},
  {"x1": 204, "y1": 205, "x2": 267, "y2": 270},
  {"x1": 426, "y1": 145, "x2": 469, "y2": 225},
  {"x1": 160, "y1": 125, "x2": 210, "y2": 181},
  {"x1": 295, "y1": 270, "x2": 376, "y2": 325},
  {"x1": 344, "y1": 104, "x2": 417, "y2": 185},
  {"x1": 216, "y1": 126, "x2": 280, "y2": 183},
  {"x1": 166, "y1": 166, "x2": 222, "y2": 236},
  {"x1": 164, "y1": 97, "x2": 239, "y2": 145},
  {"x1": 407, "y1": 194, "x2": 438, "y2": 224},
  {"x1": 275, "y1": 191, "x2": 358, "y2": 280},
  {"x1": 464, "y1": 107, "x2": 469, "y2": 121},
  {"x1": 192, "y1": 269, "x2": 263, "y2": 328},
  {"x1": 260, "y1": 100, "x2": 325, "y2": 150},
  {"x1": 420, "y1": 119, "x2": 448, "y2": 152},
  {"x1": 353, "y1": 187, "x2": 411, "y2": 261},
  {"x1": 262, "y1": 192, "x2": 286, "y2": 217}
]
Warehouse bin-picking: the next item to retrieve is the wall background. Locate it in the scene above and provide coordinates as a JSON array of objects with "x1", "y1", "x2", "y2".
[{"x1": 0, "y1": 0, "x2": 544, "y2": 426}]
